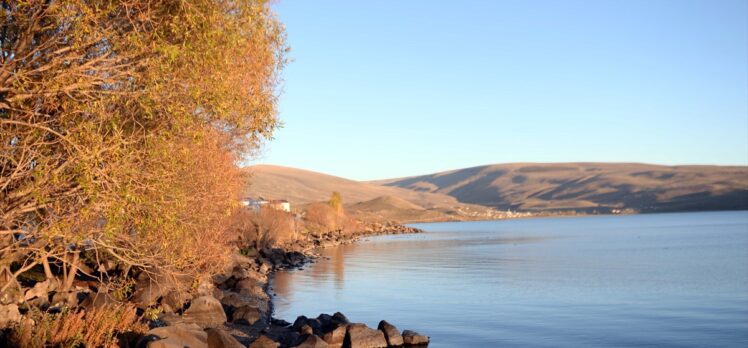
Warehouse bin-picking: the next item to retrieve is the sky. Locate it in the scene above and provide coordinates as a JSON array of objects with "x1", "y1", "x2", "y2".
[{"x1": 251, "y1": 0, "x2": 748, "y2": 181}]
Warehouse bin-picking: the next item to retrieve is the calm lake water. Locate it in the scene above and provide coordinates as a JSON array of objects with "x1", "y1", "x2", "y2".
[{"x1": 271, "y1": 211, "x2": 748, "y2": 347}]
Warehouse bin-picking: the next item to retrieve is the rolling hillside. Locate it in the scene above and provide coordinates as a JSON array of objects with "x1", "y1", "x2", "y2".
[
  {"x1": 243, "y1": 165, "x2": 496, "y2": 221},
  {"x1": 376, "y1": 163, "x2": 748, "y2": 213}
]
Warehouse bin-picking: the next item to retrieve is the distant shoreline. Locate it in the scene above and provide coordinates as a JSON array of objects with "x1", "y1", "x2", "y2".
[{"x1": 402, "y1": 208, "x2": 748, "y2": 225}]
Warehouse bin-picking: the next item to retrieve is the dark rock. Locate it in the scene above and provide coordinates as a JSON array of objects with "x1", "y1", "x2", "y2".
[
  {"x1": 232, "y1": 305, "x2": 262, "y2": 325},
  {"x1": 205, "y1": 328, "x2": 244, "y2": 348},
  {"x1": 316, "y1": 314, "x2": 334, "y2": 332},
  {"x1": 250, "y1": 335, "x2": 280, "y2": 348},
  {"x1": 332, "y1": 312, "x2": 350, "y2": 326},
  {"x1": 292, "y1": 315, "x2": 310, "y2": 331},
  {"x1": 377, "y1": 320, "x2": 403, "y2": 346},
  {"x1": 306, "y1": 319, "x2": 322, "y2": 335},
  {"x1": 345, "y1": 323, "x2": 387, "y2": 348},
  {"x1": 271, "y1": 318, "x2": 291, "y2": 327},
  {"x1": 144, "y1": 323, "x2": 208, "y2": 348},
  {"x1": 183, "y1": 295, "x2": 227, "y2": 328},
  {"x1": 294, "y1": 334, "x2": 330, "y2": 348},
  {"x1": 292, "y1": 315, "x2": 322, "y2": 335},
  {"x1": 401, "y1": 330, "x2": 429, "y2": 346}
]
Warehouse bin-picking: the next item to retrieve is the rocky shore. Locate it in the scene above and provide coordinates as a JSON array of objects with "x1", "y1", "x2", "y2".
[{"x1": 139, "y1": 223, "x2": 429, "y2": 347}]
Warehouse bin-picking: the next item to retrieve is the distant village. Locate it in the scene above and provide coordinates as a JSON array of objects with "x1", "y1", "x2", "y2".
[{"x1": 241, "y1": 197, "x2": 291, "y2": 212}]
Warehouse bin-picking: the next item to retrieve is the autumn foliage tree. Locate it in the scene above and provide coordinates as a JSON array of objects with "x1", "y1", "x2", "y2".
[{"x1": 1, "y1": 0, "x2": 286, "y2": 301}]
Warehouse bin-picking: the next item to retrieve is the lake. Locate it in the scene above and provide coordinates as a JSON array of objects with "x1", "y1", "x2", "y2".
[{"x1": 271, "y1": 211, "x2": 748, "y2": 347}]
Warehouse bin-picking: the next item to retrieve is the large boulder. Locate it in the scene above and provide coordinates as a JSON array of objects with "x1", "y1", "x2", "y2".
[
  {"x1": 250, "y1": 335, "x2": 280, "y2": 348},
  {"x1": 344, "y1": 323, "x2": 388, "y2": 348},
  {"x1": 299, "y1": 324, "x2": 314, "y2": 336},
  {"x1": 162, "y1": 290, "x2": 190, "y2": 313},
  {"x1": 332, "y1": 312, "x2": 350, "y2": 326},
  {"x1": 220, "y1": 292, "x2": 269, "y2": 313},
  {"x1": 0, "y1": 304, "x2": 21, "y2": 329},
  {"x1": 294, "y1": 334, "x2": 330, "y2": 348},
  {"x1": 322, "y1": 325, "x2": 346, "y2": 348},
  {"x1": 145, "y1": 323, "x2": 208, "y2": 348},
  {"x1": 183, "y1": 295, "x2": 227, "y2": 328},
  {"x1": 377, "y1": 320, "x2": 403, "y2": 346},
  {"x1": 401, "y1": 330, "x2": 429, "y2": 345},
  {"x1": 232, "y1": 305, "x2": 262, "y2": 325},
  {"x1": 205, "y1": 328, "x2": 244, "y2": 348},
  {"x1": 293, "y1": 315, "x2": 322, "y2": 335}
]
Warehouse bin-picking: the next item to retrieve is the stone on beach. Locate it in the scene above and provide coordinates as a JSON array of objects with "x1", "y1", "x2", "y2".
[
  {"x1": 205, "y1": 328, "x2": 244, "y2": 348},
  {"x1": 344, "y1": 323, "x2": 388, "y2": 348},
  {"x1": 232, "y1": 305, "x2": 262, "y2": 325},
  {"x1": 332, "y1": 312, "x2": 350, "y2": 326},
  {"x1": 300, "y1": 324, "x2": 315, "y2": 335},
  {"x1": 221, "y1": 291, "x2": 270, "y2": 313},
  {"x1": 401, "y1": 330, "x2": 429, "y2": 345},
  {"x1": 293, "y1": 315, "x2": 322, "y2": 335},
  {"x1": 183, "y1": 295, "x2": 227, "y2": 328},
  {"x1": 377, "y1": 320, "x2": 404, "y2": 346},
  {"x1": 294, "y1": 334, "x2": 331, "y2": 348},
  {"x1": 322, "y1": 324, "x2": 347, "y2": 348},
  {"x1": 145, "y1": 323, "x2": 208, "y2": 348},
  {"x1": 250, "y1": 335, "x2": 280, "y2": 348}
]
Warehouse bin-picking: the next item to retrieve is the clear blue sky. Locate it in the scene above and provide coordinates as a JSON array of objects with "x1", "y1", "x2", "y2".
[{"x1": 251, "y1": 0, "x2": 748, "y2": 181}]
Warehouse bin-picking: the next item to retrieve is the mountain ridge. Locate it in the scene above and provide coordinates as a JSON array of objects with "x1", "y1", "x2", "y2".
[{"x1": 244, "y1": 163, "x2": 748, "y2": 220}]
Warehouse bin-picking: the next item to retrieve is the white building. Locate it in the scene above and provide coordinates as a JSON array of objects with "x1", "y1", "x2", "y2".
[{"x1": 241, "y1": 197, "x2": 290, "y2": 212}]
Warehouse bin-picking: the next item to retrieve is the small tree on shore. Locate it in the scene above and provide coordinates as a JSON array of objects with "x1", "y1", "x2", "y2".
[{"x1": 329, "y1": 191, "x2": 344, "y2": 214}]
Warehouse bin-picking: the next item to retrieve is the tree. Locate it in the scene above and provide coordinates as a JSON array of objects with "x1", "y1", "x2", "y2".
[
  {"x1": 329, "y1": 191, "x2": 344, "y2": 214},
  {"x1": 1, "y1": 0, "x2": 287, "y2": 299}
]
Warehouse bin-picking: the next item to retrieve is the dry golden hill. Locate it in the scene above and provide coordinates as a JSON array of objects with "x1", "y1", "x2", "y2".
[
  {"x1": 345, "y1": 195, "x2": 447, "y2": 222},
  {"x1": 376, "y1": 163, "x2": 748, "y2": 213},
  {"x1": 243, "y1": 165, "x2": 495, "y2": 221}
]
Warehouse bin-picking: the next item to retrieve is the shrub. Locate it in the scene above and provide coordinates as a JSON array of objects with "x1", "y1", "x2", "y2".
[
  {"x1": 233, "y1": 208, "x2": 297, "y2": 252},
  {"x1": 10, "y1": 304, "x2": 147, "y2": 348},
  {"x1": 305, "y1": 201, "x2": 361, "y2": 234}
]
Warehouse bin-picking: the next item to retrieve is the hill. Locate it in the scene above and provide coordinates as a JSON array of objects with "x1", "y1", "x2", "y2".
[
  {"x1": 346, "y1": 195, "x2": 448, "y2": 222},
  {"x1": 376, "y1": 163, "x2": 748, "y2": 213},
  {"x1": 243, "y1": 165, "x2": 496, "y2": 221}
]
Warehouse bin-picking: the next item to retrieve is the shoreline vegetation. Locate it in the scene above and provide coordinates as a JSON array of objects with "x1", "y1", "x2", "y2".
[{"x1": 1, "y1": 185, "x2": 429, "y2": 347}]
